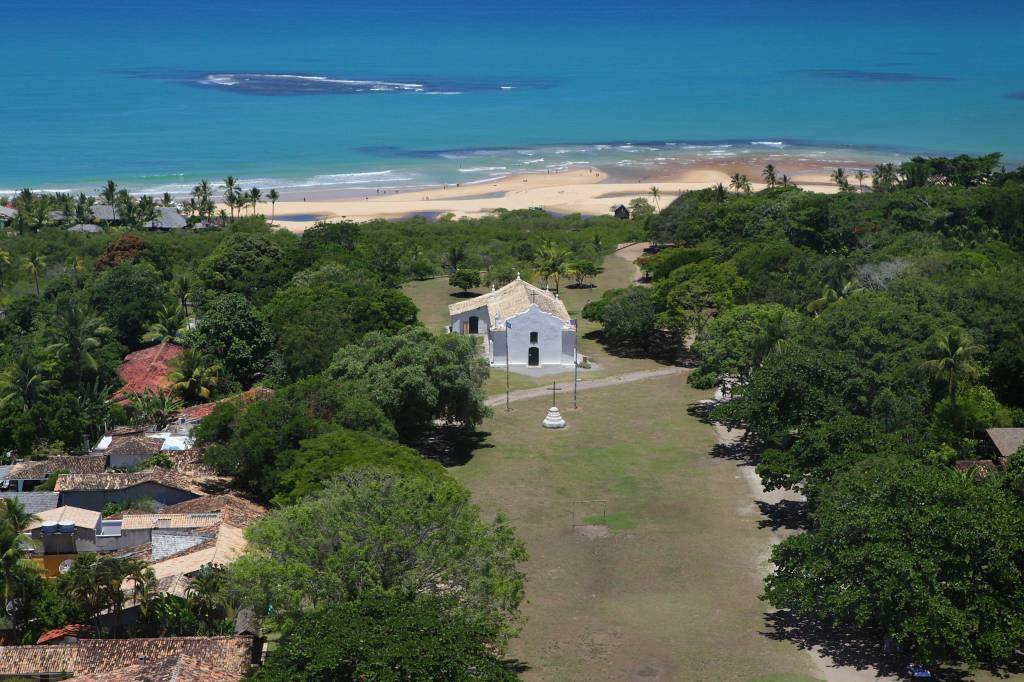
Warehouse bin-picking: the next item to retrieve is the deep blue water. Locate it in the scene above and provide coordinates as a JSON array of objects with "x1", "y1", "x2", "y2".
[{"x1": 3, "y1": 0, "x2": 1023, "y2": 193}]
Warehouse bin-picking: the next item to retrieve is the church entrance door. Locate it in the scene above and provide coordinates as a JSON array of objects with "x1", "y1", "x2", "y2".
[
  {"x1": 528, "y1": 347, "x2": 540, "y2": 366},
  {"x1": 469, "y1": 316, "x2": 479, "y2": 334}
]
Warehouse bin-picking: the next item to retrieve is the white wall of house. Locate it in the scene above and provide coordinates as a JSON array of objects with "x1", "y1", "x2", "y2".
[{"x1": 450, "y1": 305, "x2": 488, "y2": 336}]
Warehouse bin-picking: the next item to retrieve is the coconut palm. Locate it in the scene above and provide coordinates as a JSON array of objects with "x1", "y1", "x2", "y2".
[
  {"x1": 649, "y1": 186, "x2": 662, "y2": 211},
  {"x1": 0, "y1": 353, "x2": 57, "y2": 411},
  {"x1": 0, "y1": 500, "x2": 36, "y2": 534},
  {"x1": 48, "y1": 302, "x2": 110, "y2": 384},
  {"x1": 28, "y1": 201, "x2": 49, "y2": 232},
  {"x1": 161, "y1": 192, "x2": 174, "y2": 208},
  {"x1": 762, "y1": 164, "x2": 778, "y2": 188},
  {"x1": 729, "y1": 173, "x2": 751, "y2": 194},
  {"x1": 922, "y1": 329, "x2": 985, "y2": 421},
  {"x1": 267, "y1": 189, "x2": 279, "y2": 223},
  {"x1": 223, "y1": 176, "x2": 238, "y2": 219},
  {"x1": 116, "y1": 189, "x2": 139, "y2": 228},
  {"x1": 805, "y1": 279, "x2": 863, "y2": 316},
  {"x1": 0, "y1": 249, "x2": 10, "y2": 286},
  {"x1": 248, "y1": 187, "x2": 262, "y2": 216},
  {"x1": 168, "y1": 348, "x2": 221, "y2": 404},
  {"x1": 99, "y1": 180, "x2": 118, "y2": 223},
  {"x1": 780, "y1": 175, "x2": 791, "y2": 187},
  {"x1": 74, "y1": 193, "x2": 95, "y2": 223},
  {"x1": 872, "y1": 163, "x2": 898, "y2": 192},
  {"x1": 142, "y1": 303, "x2": 186, "y2": 345},
  {"x1": 0, "y1": 519, "x2": 39, "y2": 633},
  {"x1": 443, "y1": 243, "x2": 468, "y2": 272},
  {"x1": 172, "y1": 273, "x2": 193, "y2": 320},
  {"x1": 192, "y1": 180, "x2": 213, "y2": 222},
  {"x1": 21, "y1": 252, "x2": 45, "y2": 297},
  {"x1": 534, "y1": 242, "x2": 573, "y2": 294},
  {"x1": 854, "y1": 170, "x2": 867, "y2": 192},
  {"x1": 129, "y1": 388, "x2": 184, "y2": 428},
  {"x1": 138, "y1": 195, "x2": 158, "y2": 227},
  {"x1": 831, "y1": 167, "x2": 850, "y2": 191}
]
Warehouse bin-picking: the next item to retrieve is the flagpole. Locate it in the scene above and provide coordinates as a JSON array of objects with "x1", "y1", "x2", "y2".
[
  {"x1": 572, "y1": 319, "x2": 578, "y2": 409},
  {"x1": 505, "y1": 322, "x2": 511, "y2": 412}
]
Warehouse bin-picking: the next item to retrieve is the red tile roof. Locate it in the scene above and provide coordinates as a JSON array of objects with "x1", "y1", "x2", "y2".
[
  {"x1": 0, "y1": 635, "x2": 253, "y2": 679},
  {"x1": 54, "y1": 469, "x2": 203, "y2": 494},
  {"x1": 175, "y1": 386, "x2": 274, "y2": 423},
  {"x1": 112, "y1": 342, "x2": 183, "y2": 404},
  {"x1": 36, "y1": 624, "x2": 94, "y2": 645},
  {"x1": 160, "y1": 494, "x2": 267, "y2": 528}
]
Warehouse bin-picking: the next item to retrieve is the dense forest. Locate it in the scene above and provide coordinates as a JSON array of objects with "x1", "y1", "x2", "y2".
[
  {"x1": 613, "y1": 155, "x2": 1024, "y2": 669},
  {"x1": 2, "y1": 153, "x2": 1024, "y2": 674}
]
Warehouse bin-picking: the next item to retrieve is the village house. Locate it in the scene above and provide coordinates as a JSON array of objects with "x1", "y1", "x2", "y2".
[
  {"x1": 0, "y1": 491, "x2": 60, "y2": 515},
  {"x1": 0, "y1": 634, "x2": 258, "y2": 680},
  {"x1": 54, "y1": 470, "x2": 203, "y2": 511},
  {"x1": 613, "y1": 204, "x2": 630, "y2": 219},
  {"x1": 448, "y1": 276, "x2": 577, "y2": 369},
  {"x1": 91, "y1": 204, "x2": 188, "y2": 230},
  {"x1": 0, "y1": 455, "x2": 107, "y2": 492},
  {"x1": 112, "y1": 342, "x2": 183, "y2": 404}
]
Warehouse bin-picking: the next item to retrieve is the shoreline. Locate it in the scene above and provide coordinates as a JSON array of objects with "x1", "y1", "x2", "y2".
[{"x1": 250, "y1": 160, "x2": 855, "y2": 231}]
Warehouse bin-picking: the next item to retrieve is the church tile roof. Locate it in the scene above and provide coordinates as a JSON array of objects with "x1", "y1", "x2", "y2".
[{"x1": 448, "y1": 277, "x2": 570, "y2": 327}]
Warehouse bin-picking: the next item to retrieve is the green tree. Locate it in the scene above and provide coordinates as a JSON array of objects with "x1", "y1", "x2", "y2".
[
  {"x1": 762, "y1": 164, "x2": 778, "y2": 188},
  {"x1": 0, "y1": 353, "x2": 57, "y2": 412},
  {"x1": 196, "y1": 233, "x2": 284, "y2": 302},
  {"x1": 649, "y1": 185, "x2": 662, "y2": 211},
  {"x1": 729, "y1": 173, "x2": 751, "y2": 194},
  {"x1": 253, "y1": 593, "x2": 517, "y2": 681},
  {"x1": 764, "y1": 457, "x2": 1024, "y2": 665},
  {"x1": 262, "y1": 266, "x2": 418, "y2": 379},
  {"x1": 169, "y1": 348, "x2": 221, "y2": 404},
  {"x1": 189, "y1": 293, "x2": 274, "y2": 386},
  {"x1": 223, "y1": 176, "x2": 238, "y2": 220},
  {"x1": 566, "y1": 259, "x2": 598, "y2": 288},
  {"x1": 275, "y1": 427, "x2": 444, "y2": 504},
  {"x1": 533, "y1": 242, "x2": 572, "y2": 294},
  {"x1": 627, "y1": 197, "x2": 655, "y2": 222},
  {"x1": 142, "y1": 303, "x2": 186, "y2": 345},
  {"x1": 267, "y1": 189, "x2": 279, "y2": 223},
  {"x1": 831, "y1": 167, "x2": 850, "y2": 191},
  {"x1": 655, "y1": 259, "x2": 748, "y2": 340},
  {"x1": 47, "y1": 302, "x2": 110, "y2": 385},
  {"x1": 325, "y1": 327, "x2": 490, "y2": 442},
  {"x1": 921, "y1": 328, "x2": 984, "y2": 422},
  {"x1": 448, "y1": 268, "x2": 482, "y2": 292},
  {"x1": 89, "y1": 262, "x2": 168, "y2": 347},
  {"x1": 582, "y1": 287, "x2": 655, "y2": 347},
  {"x1": 228, "y1": 469, "x2": 526, "y2": 641},
  {"x1": 21, "y1": 252, "x2": 46, "y2": 297},
  {"x1": 128, "y1": 388, "x2": 184, "y2": 428},
  {"x1": 99, "y1": 180, "x2": 118, "y2": 219}
]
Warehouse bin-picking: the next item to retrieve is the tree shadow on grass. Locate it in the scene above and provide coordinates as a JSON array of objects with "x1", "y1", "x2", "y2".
[
  {"x1": 449, "y1": 290, "x2": 483, "y2": 299},
  {"x1": 761, "y1": 610, "x2": 1024, "y2": 681},
  {"x1": 417, "y1": 426, "x2": 493, "y2": 467},
  {"x1": 582, "y1": 329, "x2": 696, "y2": 367},
  {"x1": 755, "y1": 499, "x2": 808, "y2": 531}
]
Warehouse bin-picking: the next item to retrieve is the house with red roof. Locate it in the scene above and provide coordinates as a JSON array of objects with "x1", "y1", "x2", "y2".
[{"x1": 112, "y1": 342, "x2": 183, "y2": 404}]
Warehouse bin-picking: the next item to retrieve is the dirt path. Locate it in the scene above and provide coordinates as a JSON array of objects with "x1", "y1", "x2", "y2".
[
  {"x1": 484, "y1": 366, "x2": 687, "y2": 407},
  {"x1": 711, "y1": 390, "x2": 898, "y2": 682},
  {"x1": 613, "y1": 241, "x2": 650, "y2": 284}
]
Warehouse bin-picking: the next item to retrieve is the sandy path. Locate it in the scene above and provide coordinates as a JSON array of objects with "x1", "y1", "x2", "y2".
[
  {"x1": 711, "y1": 390, "x2": 897, "y2": 682},
  {"x1": 484, "y1": 366, "x2": 687, "y2": 407},
  {"x1": 613, "y1": 241, "x2": 651, "y2": 284}
]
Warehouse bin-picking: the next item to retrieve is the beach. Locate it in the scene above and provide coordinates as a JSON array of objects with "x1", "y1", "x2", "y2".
[{"x1": 253, "y1": 163, "x2": 847, "y2": 231}]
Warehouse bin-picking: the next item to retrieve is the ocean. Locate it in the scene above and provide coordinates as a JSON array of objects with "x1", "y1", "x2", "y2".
[{"x1": 3, "y1": 0, "x2": 1023, "y2": 195}]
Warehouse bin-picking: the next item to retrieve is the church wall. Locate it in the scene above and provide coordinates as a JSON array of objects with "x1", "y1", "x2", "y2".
[
  {"x1": 449, "y1": 305, "x2": 488, "y2": 336},
  {"x1": 503, "y1": 306, "x2": 573, "y2": 367}
]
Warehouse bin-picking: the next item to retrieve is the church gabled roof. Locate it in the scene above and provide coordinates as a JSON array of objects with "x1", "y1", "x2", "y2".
[{"x1": 448, "y1": 277, "x2": 570, "y2": 327}]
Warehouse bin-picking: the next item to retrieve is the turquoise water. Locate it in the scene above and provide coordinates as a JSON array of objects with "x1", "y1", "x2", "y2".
[{"x1": 3, "y1": 0, "x2": 1023, "y2": 193}]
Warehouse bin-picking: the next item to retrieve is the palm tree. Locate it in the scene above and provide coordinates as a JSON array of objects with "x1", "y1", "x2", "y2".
[
  {"x1": 0, "y1": 519, "x2": 39, "y2": 633},
  {"x1": 831, "y1": 167, "x2": 850, "y2": 191},
  {"x1": 248, "y1": 187, "x2": 262, "y2": 216},
  {"x1": 116, "y1": 189, "x2": 139, "y2": 228},
  {"x1": 534, "y1": 242, "x2": 573, "y2": 294},
  {"x1": 729, "y1": 173, "x2": 751, "y2": 194},
  {"x1": 128, "y1": 388, "x2": 184, "y2": 428},
  {"x1": 100, "y1": 180, "x2": 118, "y2": 221},
  {"x1": 192, "y1": 180, "x2": 213, "y2": 222},
  {"x1": 780, "y1": 175, "x2": 791, "y2": 187},
  {"x1": 142, "y1": 303, "x2": 186, "y2": 344},
  {"x1": 0, "y1": 353, "x2": 57, "y2": 411},
  {"x1": 21, "y1": 252, "x2": 45, "y2": 297},
  {"x1": 805, "y1": 279, "x2": 863, "y2": 315},
  {"x1": 0, "y1": 249, "x2": 10, "y2": 286},
  {"x1": 922, "y1": 329, "x2": 984, "y2": 422},
  {"x1": 854, "y1": 170, "x2": 867, "y2": 192},
  {"x1": 762, "y1": 164, "x2": 778, "y2": 188},
  {"x1": 649, "y1": 186, "x2": 662, "y2": 211},
  {"x1": 168, "y1": 348, "x2": 221, "y2": 404},
  {"x1": 267, "y1": 189, "x2": 279, "y2": 223},
  {"x1": 48, "y1": 302, "x2": 110, "y2": 385},
  {"x1": 138, "y1": 195, "x2": 158, "y2": 227},
  {"x1": 74, "y1": 192, "x2": 95, "y2": 223},
  {"x1": 0, "y1": 499, "x2": 37, "y2": 534},
  {"x1": 872, "y1": 163, "x2": 898, "y2": 192},
  {"x1": 161, "y1": 192, "x2": 174, "y2": 208},
  {"x1": 172, "y1": 273, "x2": 194, "y2": 321},
  {"x1": 223, "y1": 176, "x2": 238, "y2": 219}
]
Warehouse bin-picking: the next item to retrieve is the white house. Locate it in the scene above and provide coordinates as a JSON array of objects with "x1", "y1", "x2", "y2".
[{"x1": 448, "y1": 276, "x2": 576, "y2": 368}]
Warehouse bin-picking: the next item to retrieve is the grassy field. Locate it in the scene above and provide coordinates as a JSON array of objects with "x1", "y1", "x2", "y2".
[
  {"x1": 450, "y1": 374, "x2": 822, "y2": 681},
  {"x1": 401, "y1": 246, "x2": 672, "y2": 396}
]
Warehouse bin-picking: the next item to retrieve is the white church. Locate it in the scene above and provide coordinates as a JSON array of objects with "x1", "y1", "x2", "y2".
[{"x1": 448, "y1": 276, "x2": 577, "y2": 368}]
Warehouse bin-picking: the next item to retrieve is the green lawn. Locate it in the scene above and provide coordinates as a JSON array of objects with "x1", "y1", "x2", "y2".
[
  {"x1": 402, "y1": 248, "x2": 671, "y2": 397},
  {"x1": 450, "y1": 374, "x2": 822, "y2": 681}
]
